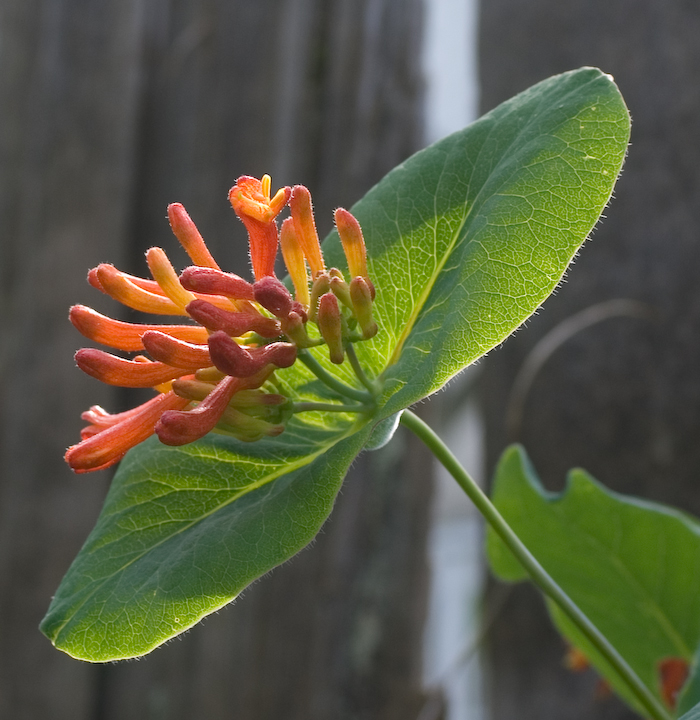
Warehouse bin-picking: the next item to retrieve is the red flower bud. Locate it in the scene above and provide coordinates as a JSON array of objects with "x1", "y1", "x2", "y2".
[
  {"x1": 156, "y1": 366, "x2": 277, "y2": 446},
  {"x1": 186, "y1": 299, "x2": 281, "y2": 338},
  {"x1": 180, "y1": 266, "x2": 255, "y2": 300},
  {"x1": 141, "y1": 331, "x2": 212, "y2": 369},
  {"x1": 253, "y1": 276, "x2": 294, "y2": 318},
  {"x1": 156, "y1": 375, "x2": 243, "y2": 446},
  {"x1": 208, "y1": 332, "x2": 297, "y2": 377}
]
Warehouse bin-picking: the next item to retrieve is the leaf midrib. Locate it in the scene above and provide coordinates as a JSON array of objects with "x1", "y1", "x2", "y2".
[{"x1": 381, "y1": 77, "x2": 571, "y2": 371}]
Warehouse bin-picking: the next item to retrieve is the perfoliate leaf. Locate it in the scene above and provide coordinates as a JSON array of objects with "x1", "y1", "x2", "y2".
[
  {"x1": 486, "y1": 446, "x2": 700, "y2": 716},
  {"x1": 43, "y1": 67, "x2": 630, "y2": 661}
]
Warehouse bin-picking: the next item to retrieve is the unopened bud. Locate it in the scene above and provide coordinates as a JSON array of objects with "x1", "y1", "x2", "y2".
[
  {"x1": 309, "y1": 272, "x2": 331, "y2": 322},
  {"x1": 253, "y1": 276, "x2": 293, "y2": 319},
  {"x1": 167, "y1": 203, "x2": 220, "y2": 269},
  {"x1": 157, "y1": 375, "x2": 240, "y2": 446},
  {"x1": 349, "y1": 276, "x2": 378, "y2": 339},
  {"x1": 280, "y1": 217, "x2": 311, "y2": 308},
  {"x1": 171, "y1": 378, "x2": 217, "y2": 403},
  {"x1": 208, "y1": 332, "x2": 297, "y2": 377},
  {"x1": 334, "y1": 208, "x2": 368, "y2": 281},
  {"x1": 281, "y1": 311, "x2": 314, "y2": 348},
  {"x1": 180, "y1": 266, "x2": 255, "y2": 300},
  {"x1": 218, "y1": 406, "x2": 286, "y2": 442},
  {"x1": 186, "y1": 299, "x2": 281, "y2": 338},
  {"x1": 329, "y1": 273, "x2": 353, "y2": 310},
  {"x1": 290, "y1": 185, "x2": 325, "y2": 277},
  {"x1": 291, "y1": 300, "x2": 308, "y2": 323},
  {"x1": 142, "y1": 330, "x2": 212, "y2": 369},
  {"x1": 317, "y1": 293, "x2": 344, "y2": 364}
]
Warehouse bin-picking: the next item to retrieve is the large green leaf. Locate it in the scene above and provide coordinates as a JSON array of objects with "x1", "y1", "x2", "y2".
[
  {"x1": 42, "y1": 68, "x2": 630, "y2": 661},
  {"x1": 42, "y1": 418, "x2": 374, "y2": 661},
  {"x1": 680, "y1": 701, "x2": 700, "y2": 720},
  {"x1": 678, "y1": 648, "x2": 700, "y2": 716},
  {"x1": 486, "y1": 446, "x2": 700, "y2": 716}
]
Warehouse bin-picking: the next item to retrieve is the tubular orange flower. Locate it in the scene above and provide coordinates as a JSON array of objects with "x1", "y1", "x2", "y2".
[
  {"x1": 167, "y1": 203, "x2": 220, "y2": 270},
  {"x1": 279, "y1": 217, "x2": 310, "y2": 308},
  {"x1": 68, "y1": 186, "x2": 295, "y2": 473},
  {"x1": 334, "y1": 207, "x2": 368, "y2": 280},
  {"x1": 289, "y1": 185, "x2": 325, "y2": 277},
  {"x1": 66, "y1": 175, "x2": 379, "y2": 474},
  {"x1": 69, "y1": 305, "x2": 209, "y2": 351},
  {"x1": 65, "y1": 392, "x2": 191, "y2": 474},
  {"x1": 229, "y1": 175, "x2": 291, "y2": 280}
]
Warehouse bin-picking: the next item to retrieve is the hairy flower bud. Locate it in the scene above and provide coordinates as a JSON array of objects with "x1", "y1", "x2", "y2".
[
  {"x1": 349, "y1": 276, "x2": 378, "y2": 339},
  {"x1": 208, "y1": 332, "x2": 296, "y2": 377},
  {"x1": 180, "y1": 266, "x2": 255, "y2": 301},
  {"x1": 334, "y1": 208, "x2": 369, "y2": 282},
  {"x1": 317, "y1": 293, "x2": 344, "y2": 364},
  {"x1": 186, "y1": 299, "x2": 281, "y2": 338},
  {"x1": 253, "y1": 276, "x2": 294, "y2": 318},
  {"x1": 290, "y1": 185, "x2": 325, "y2": 277},
  {"x1": 309, "y1": 272, "x2": 331, "y2": 322}
]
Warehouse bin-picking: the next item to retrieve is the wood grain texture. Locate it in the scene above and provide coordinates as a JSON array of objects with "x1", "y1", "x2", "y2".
[
  {"x1": 0, "y1": 0, "x2": 427, "y2": 717},
  {"x1": 479, "y1": 2, "x2": 700, "y2": 718}
]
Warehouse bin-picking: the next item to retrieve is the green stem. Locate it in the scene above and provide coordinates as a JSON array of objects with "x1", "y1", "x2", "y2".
[
  {"x1": 297, "y1": 349, "x2": 372, "y2": 404},
  {"x1": 345, "y1": 343, "x2": 380, "y2": 395},
  {"x1": 293, "y1": 401, "x2": 368, "y2": 414},
  {"x1": 400, "y1": 409, "x2": 672, "y2": 720}
]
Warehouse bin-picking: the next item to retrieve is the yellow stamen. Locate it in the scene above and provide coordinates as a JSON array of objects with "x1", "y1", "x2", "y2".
[{"x1": 261, "y1": 174, "x2": 272, "y2": 199}]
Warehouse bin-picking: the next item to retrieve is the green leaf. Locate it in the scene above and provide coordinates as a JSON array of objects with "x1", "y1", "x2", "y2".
[
  {"x1": 678, "y1": 647, "x2": 700, "y2": 716},
  {"x1": 42, "y1": 67, "x2": 630, "y2": 661},
  {"x1": 339, "y1": 66, "x2": 630, "y2": 416},
  {"x1": 680, "y1": 701, "x2": 700, "y2": 720},
  {"x1": 41, "y1": 418, "x2": 374, "y2": 661},
  {"x1": 486, "y1": 446, "x2": 700, "y2": 715}
]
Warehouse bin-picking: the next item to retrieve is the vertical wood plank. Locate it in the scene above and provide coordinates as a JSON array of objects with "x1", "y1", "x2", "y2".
[
  {"x1": 0, "y1": 0, "x2": 147, "y2": 718},
  {"x1": 479, "y1": 2, "x2": 700, "y2": 718},
  {"x1": 3, "y1": 0, "x2": 432, "y2": 718}
]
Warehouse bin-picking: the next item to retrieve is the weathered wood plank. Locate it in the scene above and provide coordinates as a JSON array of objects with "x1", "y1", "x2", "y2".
[
  {"x1": 479, "y1": 2, "x2": 700, "y2": 718},
  {"x1": 0, "y1": 0, "x2": 147, "y2": 718},
  {"x1": 1, "y1": 0, "x2": 428, "y2": 717}
]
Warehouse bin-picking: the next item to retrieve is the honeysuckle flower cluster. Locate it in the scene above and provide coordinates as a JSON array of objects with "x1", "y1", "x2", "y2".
[{"x1": 66, "y1": 175, "x2": 378, "y2": 473}]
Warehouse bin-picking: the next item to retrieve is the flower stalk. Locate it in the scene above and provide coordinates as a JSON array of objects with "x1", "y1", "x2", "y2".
[{"x1": 400, "y1": 409, "x2": 673, "y2": 720}]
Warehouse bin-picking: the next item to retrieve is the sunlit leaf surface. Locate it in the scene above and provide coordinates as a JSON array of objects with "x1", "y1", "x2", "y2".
[{"x1": 42, "y1": 68, "x2": 630, "y2": 661}]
